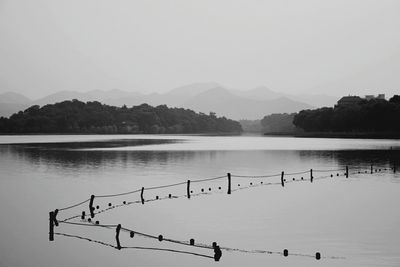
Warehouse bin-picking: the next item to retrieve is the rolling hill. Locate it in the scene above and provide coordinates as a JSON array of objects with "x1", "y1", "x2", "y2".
[{"x1": 1, "y1": 83, "x2": 333, "y2": 119}]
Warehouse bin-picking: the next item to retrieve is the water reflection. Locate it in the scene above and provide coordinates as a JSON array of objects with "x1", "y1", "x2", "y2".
[
  {"x1": 299, "y1": 150, "x2": 400, "y2": 168},
  {"x1": 1, "y1": 136, "x2": 400, "y2": 267},
  {"x1": 1, "y1": 140, "x2": 399, "y2": 177}
]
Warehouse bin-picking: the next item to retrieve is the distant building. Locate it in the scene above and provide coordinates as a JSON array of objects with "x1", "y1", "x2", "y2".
[
  {"x1": 365, "y1": 94, "x2": 385, "y2": 100},
  {"x1": 336, "y1": 94, "x2": 386, "y2": 107},
  {"x1": 336, "y1": 95, "x2": 363, "y2": 107}
]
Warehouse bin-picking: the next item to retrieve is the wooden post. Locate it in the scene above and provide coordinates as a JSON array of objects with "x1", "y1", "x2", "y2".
[
  {"x1": 187, "y1": 180, "x2": 191, "y2": 199},
  {"x1": 81, "y1": 211, "x2": 85, "y2": 220},
  {"x1": 371, "y1": 164, "x2": 373, "y2": 174},
  {"x1": 281, "y1": 171, "x2": 284, "y2": 187},
  {"x1": 213, "y1": 242, "x2": 222, "y2": 261},
  {"x1": 49, "y1": 211, "x2": 54, "y2": 241},
  {"x1": 394, "y1": 165, "x2": 396, "y2": 173},
  {"x1": 227, "y1": 173, "x2": 231, "y2": 194},
  {"x1": 116, "y1": 224, "x2": 122, "y2": 250},
  {"x1": 310, "y1": 169, "x2": 313, "y2": 183},
  {"x1": 89, "y1": 195, "x2": 95, "y2": 218},
  {"x1": 345, "y1": 166, "x2": 349, "y2": 178},
  {"x1": 141, "y1": 187, "x2": 144, "y2": 205},
  {"x1": 53, "y1": 209, "x2": 59, "y2": 226}
]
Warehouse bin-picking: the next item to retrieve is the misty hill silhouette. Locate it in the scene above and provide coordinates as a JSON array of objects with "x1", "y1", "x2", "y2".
[
  {"x1": 0, "y1": 82, "x2": 333, "y2": 119},
  {"x1": 183, "y1": 87, "x2": 312, "y2": 119}
]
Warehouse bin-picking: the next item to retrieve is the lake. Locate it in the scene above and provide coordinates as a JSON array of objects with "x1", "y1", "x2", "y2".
[{"x1": 0, "y1": 135, "x2": 399, "y2": 267}]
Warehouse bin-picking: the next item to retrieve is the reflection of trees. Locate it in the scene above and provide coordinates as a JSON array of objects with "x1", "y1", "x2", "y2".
[
  {"x1": 298, "y1": 150, "x2": 400, "y2": 168},
  {"x1": 5, "y1": 145, "x2": 200, "y2": 172},
  {"x1": 2, "y1": 141, "x2": 399, "y2": 176}
]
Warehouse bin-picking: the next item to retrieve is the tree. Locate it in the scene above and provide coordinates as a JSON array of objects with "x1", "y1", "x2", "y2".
[{"x1": 0, "y1": 100, "x2": 243, "y2": 134}]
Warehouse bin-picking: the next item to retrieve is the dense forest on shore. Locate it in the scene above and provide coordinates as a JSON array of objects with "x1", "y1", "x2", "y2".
[
  {"x1": 0, "y1": 100, "x2": 242, "y2": 134},
  {"x1": 293, "y1": 95, "x2": 400, "y2": 133},
  {"x1": 260, "y1": 113, "x2": 300, "y2": 134}
]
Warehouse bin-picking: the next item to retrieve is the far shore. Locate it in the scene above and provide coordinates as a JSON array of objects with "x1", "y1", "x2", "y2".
[
  {"x1": 0, "y1": 132, "x2": 243, "y2": 136},
  {"x1": 1, "y1": 131, "x2": 399, "y2": 140},
  {"x1": 264, "y1": 131, "x2": 400, "y2": 139}
]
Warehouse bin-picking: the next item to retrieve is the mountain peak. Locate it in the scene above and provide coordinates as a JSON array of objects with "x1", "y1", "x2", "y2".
[
  {"x1": 169, "y1": 82, "x2": 221, "y2": 97},
  {"x1": 198, "y1": 86, "x2": 232, "y2": 96},
  {"x1": 249, "y1": 85, "x2": 274, "y2": 92}
]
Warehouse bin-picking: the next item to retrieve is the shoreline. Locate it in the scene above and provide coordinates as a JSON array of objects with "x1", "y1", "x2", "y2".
[
  {"x1": 264, "y1": 132, "x2": 400, "y2": 139},
  {"x1": 0, "y1": 131, "x2": 243, "y2": 136}
]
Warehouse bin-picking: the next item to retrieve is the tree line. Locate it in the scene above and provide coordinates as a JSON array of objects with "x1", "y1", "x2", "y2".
[
  {"x1": 0, "y1": 100, "x2": 242, "y2": 134},
  {"x1": 293, "y1": 95, "x2": 400, "y2": 132},
  {"x1": 260, "y1": 113, "x2": 299, "y2": 134}
]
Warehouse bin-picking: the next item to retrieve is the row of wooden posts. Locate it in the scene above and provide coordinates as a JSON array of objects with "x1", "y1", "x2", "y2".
[{"x1": 49, "y1": 164, "x2": 396, "y2": 243}]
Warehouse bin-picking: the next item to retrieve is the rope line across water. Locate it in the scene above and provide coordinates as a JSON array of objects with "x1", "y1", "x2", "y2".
[{"x1": 51, "y1": 165, "x2": 397, "y2": 261}]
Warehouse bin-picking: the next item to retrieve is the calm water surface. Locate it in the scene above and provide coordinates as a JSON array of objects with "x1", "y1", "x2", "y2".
[{"x1": 0, "y1": 135, "x2": 399, "y2": 267}]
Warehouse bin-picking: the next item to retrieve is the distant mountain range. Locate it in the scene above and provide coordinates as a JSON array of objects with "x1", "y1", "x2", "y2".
[{"x1": 0, "y1": 83, "x2": 338, "y2": 119}]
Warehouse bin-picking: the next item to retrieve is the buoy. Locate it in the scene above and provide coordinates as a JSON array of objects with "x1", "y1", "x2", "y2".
[
  {"x1": 158, "y1": 235, "x2": 163, "y2": 241},
  {"x1": 123, "y1": 201, "x2": 126, "y2": 205},
  {"x1": 315, "y1": 252, "x2": 321, "y2": 260},
  {"x1": 95, "y1": 221, "x2": 99, "y2": 225},
  {"x1": 130, "y1": 231, "x2": 134, "y2": 238},
  {"x1": 108, "y1": 203, "x2": 112, "y2": 207},
  {"x1": 190, "y1": 239, "x2": 195, "y2": 245},
  {"x1": 283, "y1": 249, "x2": 288, "y2": 257}
]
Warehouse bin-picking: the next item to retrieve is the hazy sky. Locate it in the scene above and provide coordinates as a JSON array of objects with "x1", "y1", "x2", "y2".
[{"x1": 1, "y1": 0, "x2": 399, "y2": 98}]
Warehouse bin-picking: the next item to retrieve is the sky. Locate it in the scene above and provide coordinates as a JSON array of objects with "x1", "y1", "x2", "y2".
[{"x1": 0, "y1": 0, "x2": 399, "y2": 98}]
